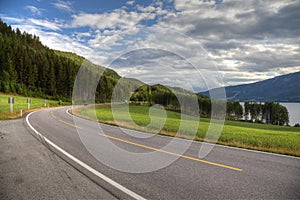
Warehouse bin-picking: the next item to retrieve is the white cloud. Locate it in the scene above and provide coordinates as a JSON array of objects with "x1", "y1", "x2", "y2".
[
  {"x1": 126, "y1": 1, "x2": 135, "y2": 6},
  {"x1": 70, "y1": 6, "x2": 162, "y2": 51},
  {"x1": 136, "y1": 5, "x2": 156, "y2": 13},
  {"x1": 9, "y1": 23, "x2": 109, "y2": 65},
  {"x1": 72, "y1": 31, "x2": 89, "y2": 40},
  {"x1": 71, "y1": 9, "x2": 155, "y2": 31},
  {"x1": 28, "y1": 18, "x2": 62, "y2": 31},
  {"x1": 72, "y1": 31, "x2": 92, "y2": 42},
  {"x1": 0, "y1": 16, "x2": 25, "y2": 23},
  {"x1": 2, "y1": 16, "x2": 62, "y2": 31},
  {"x1": 25, "y1": 5, "x2": 43, "y2": 16},
  {"x1": 89, "y1": 33, "x2": 123, "y2": 50},
  {"x1": 52, "y1": 0, "x2": 74, "y2": 13}
]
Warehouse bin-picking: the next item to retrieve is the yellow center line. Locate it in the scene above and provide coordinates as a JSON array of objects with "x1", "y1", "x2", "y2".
[
  {"x1": 58, "y1": 119, "x2": 81, "y2": 129},
  {"x1": 51, "y1": 110, "x2": 242, "y2": 172},
  {"x1": 50, "y1": 110, "x2": 81, "y2": 129},
  {"x1": 100, "y1": 133, "x2": 243, "y2": 172},
  {"x1": 50, "y1": 111, "x2": 56, "y2": 119}
]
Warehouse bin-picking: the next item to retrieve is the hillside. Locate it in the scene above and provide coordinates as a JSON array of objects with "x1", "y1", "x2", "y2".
[
  {"x1": 200, "y1": 72, "x2": 300, "y2": 102},
  {"x1": 0, "y1": 19, "x2": 141, "y2": 102}
]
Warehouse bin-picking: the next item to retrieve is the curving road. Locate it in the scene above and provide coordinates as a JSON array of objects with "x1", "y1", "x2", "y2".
[{"x1": 26, "y1": 107, "x2": 300, "y2": 199}]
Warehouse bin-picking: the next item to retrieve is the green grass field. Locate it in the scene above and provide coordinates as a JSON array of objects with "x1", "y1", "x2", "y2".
[
  {"x1": 73, "y1": 104, "x2": 300, "y2": 156},
  {"x1": 0, "y1": 93, "x2": 68, "y2": 120}
]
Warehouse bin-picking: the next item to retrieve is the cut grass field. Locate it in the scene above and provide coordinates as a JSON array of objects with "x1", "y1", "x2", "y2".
[
  {"x1": 0, "y1": 93, "x2": 68, "y2": 120},
  {"x1": 72, "y1": 104, "x2": 300, "y2": 157}
]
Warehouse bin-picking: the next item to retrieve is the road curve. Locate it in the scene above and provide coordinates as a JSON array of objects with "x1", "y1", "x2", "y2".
[{"x1": 27, "y1": 107, "x2": 300, "y2": 199}]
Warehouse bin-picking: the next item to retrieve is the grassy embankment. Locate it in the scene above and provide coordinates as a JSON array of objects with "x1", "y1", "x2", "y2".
[
  {"x1": 72, "y1": 104, "x2": 300, "y2": 157},
  {"x1": 0, "y1": 93, "x2": 68, "y2": 120}
]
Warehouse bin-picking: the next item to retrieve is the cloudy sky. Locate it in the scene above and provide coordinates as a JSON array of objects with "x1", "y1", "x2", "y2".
[{"x1": 1, "y1": 0, "x2": 299, "y2": 91}]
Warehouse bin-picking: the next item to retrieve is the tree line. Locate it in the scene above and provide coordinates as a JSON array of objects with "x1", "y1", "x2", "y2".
[
  {"x1": 244, "y1": 102, "x2": 289, "y2": 125},
  {"x1": 130, "y1": 84, "x2": 212, "y2": 117},
  {"x1": 130, "y1": 85, "x2": 289, "y2": 126}
]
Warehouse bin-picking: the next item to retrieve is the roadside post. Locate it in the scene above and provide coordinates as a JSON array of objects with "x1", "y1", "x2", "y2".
[
  {"x1": 27, "y1": 98, "x2": 31, "y2": 109},
  {"x1": 44, "y1": 100, "x2": 47, "y2": 107},
  {"x1": 8, "y1": 97, "x2": 14, "y2": 113},
  {"x1": 59, "y1": 100, "x2": 62, "y2": 105},
  {"x1": 20, "y1": 108, "x2": 22, "y2": 117},
  {"x1": 160, "y1": 122, "x2": 163, "y2": 132}
]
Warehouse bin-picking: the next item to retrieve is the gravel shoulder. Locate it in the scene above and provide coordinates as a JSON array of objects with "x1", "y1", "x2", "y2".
[{"x1": 0, "y1": 118, "x2": 116, "y2": 200}]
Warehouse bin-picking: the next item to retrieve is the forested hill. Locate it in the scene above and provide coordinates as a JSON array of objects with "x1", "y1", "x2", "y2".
[
  {"x1": 0, "y1": 19, "x2": 139, "y2": 101},
  {"x1": 200, "y1": 71, "x2": 300, "y2": 102}
]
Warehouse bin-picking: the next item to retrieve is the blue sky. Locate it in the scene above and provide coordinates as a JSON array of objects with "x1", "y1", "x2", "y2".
[{"x1": 0, "y1": 0, "x2": 299, "y2": 91}]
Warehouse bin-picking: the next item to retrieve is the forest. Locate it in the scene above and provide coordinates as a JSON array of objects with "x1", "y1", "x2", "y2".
[
  {"x1": 0, "y1": 19, "x2": 289, "y2": 126},
  {"x1": 0, "y1": 19, "x2": 121, "y2": 101}
]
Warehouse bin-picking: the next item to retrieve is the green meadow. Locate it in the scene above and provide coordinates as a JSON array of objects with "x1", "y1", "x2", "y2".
[
  {"x1": 73, "y1": 104, "x2": 300, "y2": 157},
  {"x1": 0, "y1": 93, "x2": 67, "y2": 120}
]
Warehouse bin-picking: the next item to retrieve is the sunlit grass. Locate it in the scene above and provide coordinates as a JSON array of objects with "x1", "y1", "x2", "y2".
[{"x1": 0, "y1": 93, "x2": 68, "y2": 120}]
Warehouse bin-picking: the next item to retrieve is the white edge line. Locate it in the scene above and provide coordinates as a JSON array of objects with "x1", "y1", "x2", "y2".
[
  {"x1": 26, "y1": 110, "x2": 146, "y2": 200},
  {"x1": 66, "y1": 107, "x2": 300, "y2": 160}
]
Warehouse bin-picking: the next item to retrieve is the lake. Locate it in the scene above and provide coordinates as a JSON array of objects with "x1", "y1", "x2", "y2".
[
  {"x1": 280, "y1": 103, "x2": 300, "y2": 126},
  {"x1": 240, "y1": 102, "x2": 300, "y2": 126}
]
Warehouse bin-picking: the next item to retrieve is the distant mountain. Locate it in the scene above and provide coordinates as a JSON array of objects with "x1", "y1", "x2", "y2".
[{"x1": 200, "y1": 72, "x2": 300, "y2": 102}]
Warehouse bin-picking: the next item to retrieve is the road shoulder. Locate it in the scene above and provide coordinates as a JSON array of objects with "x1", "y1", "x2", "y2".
[{"x1": 0, "y1": 118, "x2": 116, "y2": 199}]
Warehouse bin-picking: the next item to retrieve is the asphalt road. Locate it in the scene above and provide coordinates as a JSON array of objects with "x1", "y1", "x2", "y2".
[
  {"x1": 0, "y1": 118, "x2": 115, "y2": 199},
  {"x1": 27, "y1": 107, "x2": 300, "y2": 199}
]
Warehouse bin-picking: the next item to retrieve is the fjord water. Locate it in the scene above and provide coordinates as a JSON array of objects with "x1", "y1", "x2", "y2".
[
  {"x1": 280, "y1": 103, "x2": 300, "y2": 126},
  {"x1": 240, "y1": 102, "x2": 300, "y2": 126}
]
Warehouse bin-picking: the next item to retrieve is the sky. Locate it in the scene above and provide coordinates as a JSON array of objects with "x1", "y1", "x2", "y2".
[{"x1": 0, "y1": 0, "x2": 299, "y2": 92}]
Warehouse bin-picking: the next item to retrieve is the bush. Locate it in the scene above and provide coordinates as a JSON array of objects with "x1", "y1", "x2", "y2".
[{"x1": 294, "y1": 123, "x2": 300, "y2": 127}]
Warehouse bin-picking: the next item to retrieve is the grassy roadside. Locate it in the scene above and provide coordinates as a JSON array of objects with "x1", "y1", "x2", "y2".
[
  {"x1": 72, "y1": 104, "x2": 300, "y2": 157},
  {"x1": 0, "y1": 93, "x2": 69, "y2": 120}
]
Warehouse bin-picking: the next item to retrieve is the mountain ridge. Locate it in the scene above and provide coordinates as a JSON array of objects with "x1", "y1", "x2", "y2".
[{"x1": 199, "y1": 71, "x2": 300, "y2": 102}]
